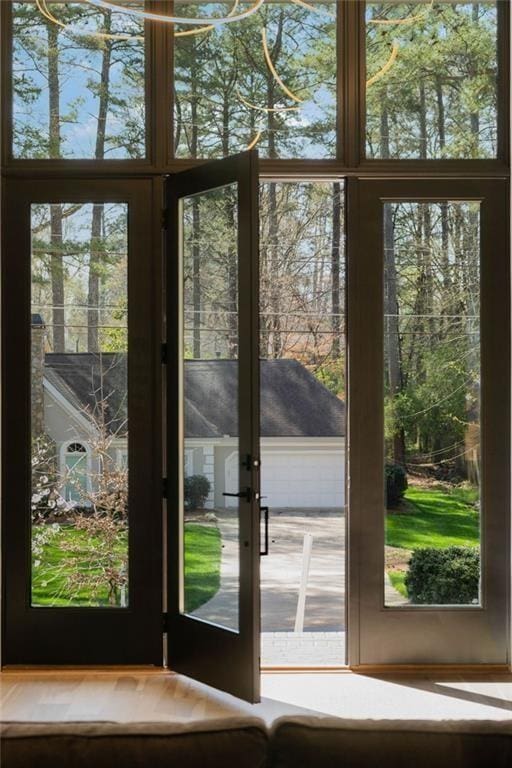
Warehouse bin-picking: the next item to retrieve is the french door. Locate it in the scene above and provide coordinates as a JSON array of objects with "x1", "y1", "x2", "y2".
[
  {"x1": 2, "y1": 165, "x2": 509, "y2": 691},
  {"x1": 2, "y1": 178, "x2": 163, "y2": 664},
  {"x1": 165, "y1": 152, "x2": 261, "y2": 702},
  {"x1": 349, "y1": 178, "x2": 510, "y2": 666}
]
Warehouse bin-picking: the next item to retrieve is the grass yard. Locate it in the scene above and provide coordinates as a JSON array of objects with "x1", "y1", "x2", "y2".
[
  {"x1": 32, "y1": 524, "x2": 128, "y2": 607},
  {"x1": 32, "y1": 521, "x2": 221, "y2": 610},
  {"x1": 184, "y1": 523, "x2": 222, "y2": 613},
  {"x1": 386, "y1": 485, "x2": 480, "y2": 551},
  {"x1": 388, "y1": 570, "x2": 408, "y2": 598},
  {"x1": 386, "y1": 483, "x2": 480, "y2": 600}
]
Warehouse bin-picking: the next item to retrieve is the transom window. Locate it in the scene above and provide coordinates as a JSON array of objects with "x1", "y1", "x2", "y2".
[{"x1": 7, "y1": 0, "x2": 506, "y2": 164}]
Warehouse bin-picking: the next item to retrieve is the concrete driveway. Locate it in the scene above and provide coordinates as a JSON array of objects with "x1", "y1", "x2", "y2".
[{"x1": 193, "y1": 509, "x2": 346, "y2": 633}]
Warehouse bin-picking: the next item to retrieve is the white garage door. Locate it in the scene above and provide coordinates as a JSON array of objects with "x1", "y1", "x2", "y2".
[{"x1": 260, "y1": 451, "x2": 345, "y2": 509}]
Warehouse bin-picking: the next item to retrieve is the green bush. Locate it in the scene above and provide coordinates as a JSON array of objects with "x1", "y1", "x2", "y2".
[
  {"x1": 184, "y1": 474, "x2": 211, "y2": 511},
  {"x1": 385, "y1": 463, "x2": 408, "y2": 508},
  {"x1": 405, "y1": 546, "x2": 480, "y2": 604}
]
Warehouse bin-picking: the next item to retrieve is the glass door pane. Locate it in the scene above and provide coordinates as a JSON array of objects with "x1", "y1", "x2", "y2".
[
  {"x1": 181, "y1": 185, "x2": 240, "y2": 632},
  {"x1": 31, "y1": 203, "x2": 129, "y2": 608},
  {"x1": 258, "y1": 181, "x2": 347, "y2": 667},
  {"x1": 383, "y1": 201, "x2": 481, "y2": 608},
  {"x1": 166, "y1": 152, "x2": 260, "y2": 702}
]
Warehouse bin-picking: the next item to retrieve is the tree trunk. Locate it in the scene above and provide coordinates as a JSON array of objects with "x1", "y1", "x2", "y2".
[
  {"x1": 384, "y1": 206, "x2": 405, "y2": 467},
  {"x1": 88, "y1": 18, "x2": 112, "y2": 352},
  {"x1": 192, "y1": 200, "x2": 201, "y2": 359},
  {"x1": 419, "y1": 80, "x2": 427, "y2": 160},
  {"x1": 264, "y1": 16, "x2": 284, "y2": 359},
  {"x1": 219, "y1": 85, "x2": 238, "y2": 359},
  {"x1": 331, "y1": 182, "x2": 342, "y2": 357},
  {"x1": 436, "y1": 80, "x2": 450, "y2": 327},
  {"x1": 422, "y1": 205, "x2": 435, "y2": 339},
  {"x1": 47, "y1": 22, "x2": 65, "y2": 351},
  {"x1": 50, "y1": 205, "x2": 65, "y2": 352},
  {"x1": 470, "y1": 3, "x2": 480, "y2": 156},
  {"x1": 381, "y1": 88, "x2": 405, "y2": 465},
  {"x1": 88, "y1": 207, "x2": 103, "y2": 353},
  {"x1": 190, "y1": 62, "x2": 201, "y2": 358}
]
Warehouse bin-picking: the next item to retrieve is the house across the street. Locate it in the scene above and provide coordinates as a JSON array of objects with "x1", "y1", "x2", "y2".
[{"x1": 32, "y1": 318, "x2": 346, "y2": 510}]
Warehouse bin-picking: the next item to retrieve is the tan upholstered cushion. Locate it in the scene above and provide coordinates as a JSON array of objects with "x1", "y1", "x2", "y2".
[
  {"x1": 0, "y1": 717, "x2": 268, "y2": 768},
  {"x1": 269, "y1": 716, "x2": 512, "y2": 768}
]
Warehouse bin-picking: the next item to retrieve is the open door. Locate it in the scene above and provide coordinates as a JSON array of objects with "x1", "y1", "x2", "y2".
[{"x1": 165, "y1": 152, "x2": 261, "y2": 702}]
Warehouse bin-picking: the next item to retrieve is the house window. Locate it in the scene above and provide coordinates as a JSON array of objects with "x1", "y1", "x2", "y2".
[
  {"x1": 184, "y1": 448, "x2": 193, "y2": 478},
  {"x1": 116, "y1": 448, "x2": 128, "y2": 470},
  {"x1": 64, "y1": 442, "x2": 89, "y2": 503}
]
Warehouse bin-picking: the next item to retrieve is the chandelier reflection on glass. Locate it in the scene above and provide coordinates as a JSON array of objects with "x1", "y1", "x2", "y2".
[{"x1": 35, "y1": 1, "x2": 437, "y2": 149}]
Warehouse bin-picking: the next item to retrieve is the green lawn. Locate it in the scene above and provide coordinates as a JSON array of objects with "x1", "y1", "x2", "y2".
[
  {"x1": 388, "y1": 570, "x2": 408, "y2": 598},
  {"x1": 32, "y1": 525, "x2": 128, "y2": 607},
  {"x1": 386, "y1": 485, "x2": 480, "y2": 551},
  {"x1": 386, "y1": 484, "x2": 480, "y2": 601},
  {"x1": 184, "y1": 523, "x2": 222, "y2": 613},
  {"x1": 32, "y1": 521, "x2": 221, "y2": 610}
]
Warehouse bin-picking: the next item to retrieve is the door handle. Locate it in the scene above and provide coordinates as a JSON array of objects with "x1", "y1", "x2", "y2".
[
  {"x1": 222, "y1": 487, "x2": 255, "y2": 503},
  {"x1": 260, "y1": 506, "x2": 269, "y2": 556}
]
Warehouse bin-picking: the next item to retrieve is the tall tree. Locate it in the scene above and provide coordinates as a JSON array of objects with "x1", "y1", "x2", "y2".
[
  {"x1": 330, "y1": 182, "x2": 342, "y2": 358},
  {"x1": 47, "y1": 20, "x2": 65, "y2": 352},
  {"x1": 88, "y1": 12, "x2": 113, "y2": 353}
]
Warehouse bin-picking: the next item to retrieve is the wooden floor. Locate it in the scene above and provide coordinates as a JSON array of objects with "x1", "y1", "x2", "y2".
[{"x1": 2, "y1": 668, "x2": 512, "y2": 724}]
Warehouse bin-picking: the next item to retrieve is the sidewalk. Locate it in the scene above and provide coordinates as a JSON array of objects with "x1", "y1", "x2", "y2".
[{"x1": 262, "y1": 631, "x2": 345, "y2": 667}]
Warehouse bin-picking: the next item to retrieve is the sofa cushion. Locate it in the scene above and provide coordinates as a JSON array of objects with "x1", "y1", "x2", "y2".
[
  {"x1": 269, "y1": 716, "x2": 512, "y2": 768},
  {"x1": 0, "y1": 717, "x2": 268, "y2": 768}
]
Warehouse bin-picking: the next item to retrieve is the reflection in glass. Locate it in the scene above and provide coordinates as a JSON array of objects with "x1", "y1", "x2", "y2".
[
  {"x1": 174, "y1": 1, "x2": 336, "y2": 159},
  {"x1": 181, "y1": 185, "x2": 240, "y2": 632},
  {"x1": 384, "y1": 202, "x2": 481, "y2": 606},
  {"x1": 366, "y1": 2, "x2": 498, "y2": 159},
  {"x1": 31, "y1": 203, "x2": 129, "y2": 607},
  {"x1": 13, "y1": 2, "x2": 145, "y2": 159}
]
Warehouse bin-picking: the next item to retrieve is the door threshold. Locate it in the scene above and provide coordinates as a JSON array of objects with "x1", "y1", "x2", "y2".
[
  {"x1": 1, "y1": 665, "x2": 168, "y2": 675},
  {"x1": 350, "y1": 664, "x2": 511, "y2": 675},
  {"x1": 262, "y1": 666, "x2": 349, "y2": 674}
]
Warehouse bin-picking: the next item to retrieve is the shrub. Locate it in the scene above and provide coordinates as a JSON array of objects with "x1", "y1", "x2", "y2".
[
  {"x1": 184, "y1": 474, "x2": 211, "y2": 510},
  {"x1": 385, "y1": 463, "x2": 408, "y2": 508},
  {"x1": 405, "y1": 546, "x2": 480, "y2": 604}
]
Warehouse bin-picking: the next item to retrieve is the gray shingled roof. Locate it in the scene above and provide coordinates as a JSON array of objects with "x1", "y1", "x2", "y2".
[
  {"x1": 44, "y1": 356, "x2": 345, "y2": 438},
  {"x1": 185, "y1": 359, "x2": 345, "y2": 438},
  {"x1": 45, "y1": 353, "x2": 128, "y2": 436}
]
